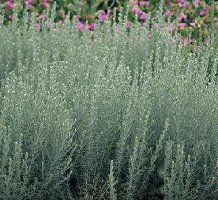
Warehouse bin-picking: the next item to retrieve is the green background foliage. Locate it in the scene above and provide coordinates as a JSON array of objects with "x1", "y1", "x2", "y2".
[{"x1": 1, "y1": 0, "x2": 218, "y2": 40}]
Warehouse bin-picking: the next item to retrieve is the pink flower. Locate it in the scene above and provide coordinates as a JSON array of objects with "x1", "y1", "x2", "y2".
[
  {"x1": 165, "y1": 10, "x2": 171, "y2": 17},
  {"x1": 58, "y1": 20, "x2": 64, "y2": 25},
  {"x1": 75, "y1": 14, "x2": 81, "y2": 20},
  {"x1": 140, "y1": 1, "x2": 149, "y2": 7},
  {"x1": 177, "y1": 0, "x2": 184, "y2": 7},
  {"x1": 178, "y1": 13, "x2": 187, "y2": 21},
  {"x1": 5, "y1": 1, "x2": 14, "y2": 9},
  {"x1": 178, "y1": 22, "x2": 186, "y2": 29},
  {"x1": 192, "y1": 46, "x2": 201, "y2": 53},
  {"x1": 114, "y1": 26, "x2": 120, "y2": 33},
  {"x1": 199, "y1": 6, "x2": 209, "y2": 16},
  {"x1": 204, "y1": 37, "x2": 210, "y2": 46},
  {"x1": 204, "y1": 6, "x2": 210, "y2": 12},
  {"x1": 26, "y1": 0, "x2": 34, "y2": 3},
  {"x1": 181, "y1": 37, "x2": 192, "y2": 46},
  {"x1": 199, "y1": 10, "x2": 206, "y2": 16},
  {"x1": 166, "y1": 0, "x2": 171, "y2": 7},
  {"x1": 76, "y1": 21, "x2": 85, "y2": 32},
  {"x1": 137, "y1": 9, "x2": 144, "y2": 16},
  {"x1": 131, "y1": 6, "x2": 144, "y2": 17},
  {"x1": 46, "y1": 21, "x2": 52, "y2": 29},
  {"x1": 25, "y1": 0, "x2": 33, "y2": 8},
  {"x1": 42, "y1": 0, "x2": 49, "y2": 8},
  {"x1": 167, "y1": 23, "x2": 175, "y2": 32},
  {"x1": 8, "y1": 15, "x2": 13, "y2": 20},
  {"x1": 177, "y1": 0, "x2": 188, "y2": 8},
  {"x1": 131, "y1": 0, "x2": 138, "y2": 5},
  {"x1": 125, "y1": 21, "x2": 131, "y2": 29},
  {"x1": 39, "y1": 14, "x2": 47, "y2": 21},
  {"x1": 65, "y1": 15, "x2": 70, "y2": 20},
  {"x1": 34, "y1": 23, "x2": 41, "y2": 31},
  {"x1": 99, "y1": 10, "x2": 107, "y2": 23},
  {"x1": 193, "y1": 0, "x2": 201, "y2": 6},
  {"x1": 182, "y1": 38, "x2": 188, "y2": 46},
  {"x1": 131, "y1": 6, "x2": 139, "y2": 14},
  {"x1": 140, "y1": 13, "x2": 147, "y2": 23},
  {"x1": 87, "y1": 23, "x2": 96, "y2": 31},
  {"x1": 182, "y1": 2, "x2": 189, "y2": 8}
]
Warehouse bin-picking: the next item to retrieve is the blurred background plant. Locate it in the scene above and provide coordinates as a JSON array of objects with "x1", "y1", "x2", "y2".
[{"x1": 0, "y1": 0, "x2": 218, "y2": 42}]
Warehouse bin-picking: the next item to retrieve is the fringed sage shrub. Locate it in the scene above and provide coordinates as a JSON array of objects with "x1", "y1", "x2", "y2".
[{"x1": 0, "y1": 14, "x2": 217, "y2": 200}]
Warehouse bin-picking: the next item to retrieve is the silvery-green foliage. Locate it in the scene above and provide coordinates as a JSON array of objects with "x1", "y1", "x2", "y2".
[
  {"x1": 0, "y1": 13, "x2": 218, "y2": 199},
  {"x1": 109, "y1": 160, "x2": 117, "y2": 200},
  {"x1": 164, "y1": 141, "x2": 217, "y2": 200},
  {"x1": 0, "y1": 67, "x2": 76, "y2": 199}
]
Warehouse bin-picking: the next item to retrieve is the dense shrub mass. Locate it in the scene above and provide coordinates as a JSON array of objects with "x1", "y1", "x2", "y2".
[
  {"x1": 1, "y1": 0, "x2": 218, "y2": 41},
  {"x1": 0, "y1": 15, "x2": 218, "y2": 199}
]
